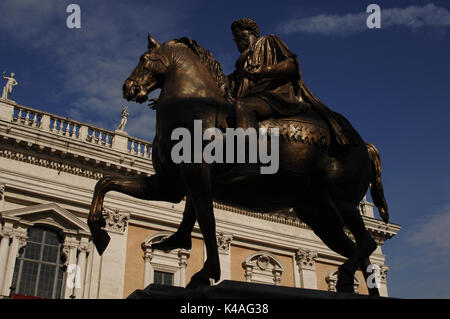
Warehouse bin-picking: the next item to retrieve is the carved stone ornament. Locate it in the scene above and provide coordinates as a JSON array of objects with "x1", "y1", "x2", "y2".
[
  {"x1": 0, "y1": 183, "x2": 5, "y2": 201},
  {"x1": 62, "y1": 237, "x2": 79, "y2": 266},
  {"x1": 326, "y1": 270, "x2": 360, "y2": 293},
  {"x1": 257, "y1": 255, "x2": 270, "y2": 270},
  {"x1": 295, "y1": 248, "x2": 318, "y2": 271},
  {"x1": 102, "y1": 207, "x2": 130, "y2": 233},
  {"x1": 216, "y1": 232, "x2": 233, "y2": 254}
]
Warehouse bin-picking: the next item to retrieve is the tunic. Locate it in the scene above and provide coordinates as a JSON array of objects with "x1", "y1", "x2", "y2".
[{"x1": 228, "y1": 34, "x2": 308, "y2": 116}]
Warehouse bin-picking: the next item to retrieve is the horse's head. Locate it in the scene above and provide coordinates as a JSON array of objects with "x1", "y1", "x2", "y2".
[{"x1": 123, "y1": 34, "x2": 169, "y2": 103}]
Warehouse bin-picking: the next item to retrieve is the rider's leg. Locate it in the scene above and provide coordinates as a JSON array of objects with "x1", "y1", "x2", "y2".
[{"x1": 234, "y1": 95, "x2": 274, "y2": 129}]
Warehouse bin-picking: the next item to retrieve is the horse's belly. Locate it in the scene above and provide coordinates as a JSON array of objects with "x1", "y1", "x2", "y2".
[
  {"x1": 278, "y1": 142, "x2": 324, "y2": 173},
  {"x1": 212, "y1": 173, "x2": 312, "y2": 212}
]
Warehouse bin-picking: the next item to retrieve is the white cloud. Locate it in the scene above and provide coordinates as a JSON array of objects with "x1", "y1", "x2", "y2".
[
  {"x1": 278, "y1": 3, "x2": 450, "y2": 36},
  {"x1": 408, "y1": 206, "x2": 450, "y2": 251},
  {"x1": 0, "y1": 0, "x2": 191, "y2": 140}
]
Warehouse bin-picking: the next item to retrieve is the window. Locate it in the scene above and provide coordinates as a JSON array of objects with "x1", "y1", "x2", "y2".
[
  {"x1": 154, "y1": 271, "x2": 174, "y2": 286},
  {"x1": 242, "y1": 252, "x2": 285, "y2": 285},
  {"x1": 12, "y1": 227, "x2": 65, "y2": 299},
  {"x1": 142, "y1": 232, "x2": 191, "y2": 287}
]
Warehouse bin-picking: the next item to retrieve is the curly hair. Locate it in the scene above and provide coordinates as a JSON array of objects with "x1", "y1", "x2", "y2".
[{"x1": 231, "y1": 18, "x2": 260, "y2": 38}]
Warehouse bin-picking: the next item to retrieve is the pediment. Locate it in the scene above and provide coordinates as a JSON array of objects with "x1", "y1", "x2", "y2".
[{"x1": 0, "y1": 203, "x2": 90, "y2": 234}]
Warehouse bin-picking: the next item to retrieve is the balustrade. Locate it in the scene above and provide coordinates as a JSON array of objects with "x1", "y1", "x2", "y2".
[
  {"x1": 127, "y1": 137, "x2": 152, "y2": 158},
  {"x1": 5, "y1": 103, "x2": 152, "y2": 157}
]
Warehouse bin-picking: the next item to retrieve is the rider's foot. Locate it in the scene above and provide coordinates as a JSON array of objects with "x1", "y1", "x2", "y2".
[{"x1": 152, "y1": 232, "x2": 192, "y2": 251}]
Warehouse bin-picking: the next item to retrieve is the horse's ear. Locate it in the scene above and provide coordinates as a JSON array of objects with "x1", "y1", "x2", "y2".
[{"x1": 148, "y1": 33, "x2": 160, "y2": 50}]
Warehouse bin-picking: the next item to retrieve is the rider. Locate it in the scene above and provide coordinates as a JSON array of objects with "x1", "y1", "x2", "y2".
[
  {"x1": 227, "y1": 18, "x2": 351, "y2": 146},
  {"x1": 227, "y1": 18, "x2": 308, "y2": 130}
]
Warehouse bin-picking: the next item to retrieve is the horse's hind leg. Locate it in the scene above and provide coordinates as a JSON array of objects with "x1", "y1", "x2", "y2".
[
  {"x1": 89, "y1": 173, "x2": 185, "y2": 254},
  {"x1": 294, "y1": 197, "x2": 380, "y2": 296},
  {"x1": 333, "y1": 200, "x2": 378, "y2": 295}
]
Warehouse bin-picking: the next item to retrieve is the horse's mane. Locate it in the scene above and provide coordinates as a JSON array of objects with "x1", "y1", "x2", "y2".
[{"x1": 171, "y1": 37, "x2": 229, "y2": 92}]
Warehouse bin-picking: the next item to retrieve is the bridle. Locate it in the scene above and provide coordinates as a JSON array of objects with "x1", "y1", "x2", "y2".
[{"x1": 126, "y1": 50, "x2": 170, "y2": 90}]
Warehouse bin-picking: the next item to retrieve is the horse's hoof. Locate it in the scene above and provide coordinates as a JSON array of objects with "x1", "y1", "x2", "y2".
[
  {"x1": 93, "y1": 231, "x2": 110, "y2": 255},
  {"x1": 368, "y1": 287, "x2": 380, "y2": 297},
  {"x1": 152, "y1": 234, "x2": 192, "y2": 251},
  {"x1": 336, "y1": 284, "x2": 355, "y2": 294},
  {"x1": 186, "y1": 274, "x2": 210, "y2": 290},
  {"x1": 336, "y1": 266, "x2": 356, "y2": 294},
  {"x1": 88, "y1": 223, "x2": 111, "y2": 256}
]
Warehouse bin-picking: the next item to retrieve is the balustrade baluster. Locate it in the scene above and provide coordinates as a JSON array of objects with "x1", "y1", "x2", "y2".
[
  {"x1": 27, "y1": 112, "x2": 33, "y2": 126},
  {"x1": 34, "y1": 113, "x2": 41, "y2": 128},
  {"x1": 49, "y1": 117, "x2": 55, "y2": 132},
  {"x1": 19, "y1": 109, "x2": 25, "y2": 123},
  {"x1": 12, "y1": 107, "x2": 19, "y2": 121}
]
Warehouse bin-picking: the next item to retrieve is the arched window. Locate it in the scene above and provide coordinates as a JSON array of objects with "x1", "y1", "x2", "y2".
[
  {"x1": 242, "y1": 252, "x2": 285, "y2": 285},
  {"x1": 142, "y1": 232, "x2": 191, "y2": 288},
  {"x1": 11, "y1": 226, "x2": 65, "y2": 299}
]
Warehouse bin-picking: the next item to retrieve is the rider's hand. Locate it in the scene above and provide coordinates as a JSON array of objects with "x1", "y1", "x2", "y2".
[{"x1": 243, "y1": 64, "x2": 270, "y2": 81}]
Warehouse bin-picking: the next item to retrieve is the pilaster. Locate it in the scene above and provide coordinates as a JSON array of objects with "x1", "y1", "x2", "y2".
[
  {"x1": 295, "y1": 248, "x2": 318, "y2": 289},
  {"x1": 1, "y1": 228, "x2": 27, "y2": 296},
  {"x1": 97, "y1": 208, "x2": 129, "y2": 299},
  {"x1": 62, "y1": 236, "x2": 79, "y2": 299},
  {"x1": 74, "y1": 238, "x2": 90, "y2": 299},
  {"x1": 216, "y1": 232, "x2": 233, "y2": 283}
]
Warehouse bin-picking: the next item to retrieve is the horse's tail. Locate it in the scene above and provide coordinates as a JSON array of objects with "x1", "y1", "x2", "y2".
[{"x1": 366, "y1": 142, "x2": 389, "y2": 223}]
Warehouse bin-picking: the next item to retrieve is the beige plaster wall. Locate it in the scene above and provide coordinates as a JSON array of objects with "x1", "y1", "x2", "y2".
[{"x1": 123, "y1": 225, "x2": 156, "y2": 297}]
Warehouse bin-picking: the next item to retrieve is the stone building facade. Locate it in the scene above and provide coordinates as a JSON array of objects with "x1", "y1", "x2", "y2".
[{"x1": 0, "y1": 98, "x2": 400, "y2": 299}]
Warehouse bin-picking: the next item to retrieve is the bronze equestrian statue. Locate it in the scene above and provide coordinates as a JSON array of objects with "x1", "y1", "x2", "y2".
[{"x1": 88, "y1": 18, "x2": 390, "y2": 296}]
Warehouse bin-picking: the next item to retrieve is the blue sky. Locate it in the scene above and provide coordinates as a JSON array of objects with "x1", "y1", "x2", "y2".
[{"x1": 1, "y1": 0, "x2": 449, "y2": 298}]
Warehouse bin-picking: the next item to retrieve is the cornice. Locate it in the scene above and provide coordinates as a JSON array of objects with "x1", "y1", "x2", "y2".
[{"x1": 0, "y1": 119, "x2": 154, "y2": 177}]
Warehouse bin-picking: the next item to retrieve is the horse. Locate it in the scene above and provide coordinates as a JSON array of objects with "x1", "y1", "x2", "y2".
[{"x1": 87, "y1": 34, "x2": 390, "y2": 296}]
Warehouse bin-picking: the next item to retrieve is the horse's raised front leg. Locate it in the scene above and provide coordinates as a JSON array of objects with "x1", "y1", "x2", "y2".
[
  {"x1": 152, "y1": 196, "x2": 196, "y2": 251},
  {"x1": 88, "y1": 174, "x2": 185, "y2": 255},
  {"x1": 180, "y1": 163, "x2": 220, "y2": 289}
]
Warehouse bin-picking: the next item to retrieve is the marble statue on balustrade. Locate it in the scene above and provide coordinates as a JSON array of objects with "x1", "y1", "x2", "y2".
[
  {"x1": 1, "y1": 72, "x2": 18, "y2": 101},
  {"x1": 115, "y1": 106, "x2": 129, "y2": 134}
]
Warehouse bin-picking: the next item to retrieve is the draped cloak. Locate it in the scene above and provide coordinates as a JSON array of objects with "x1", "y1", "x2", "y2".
[{"x1": 228, "y1": 34, "x2": 357, "y2": 146}]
